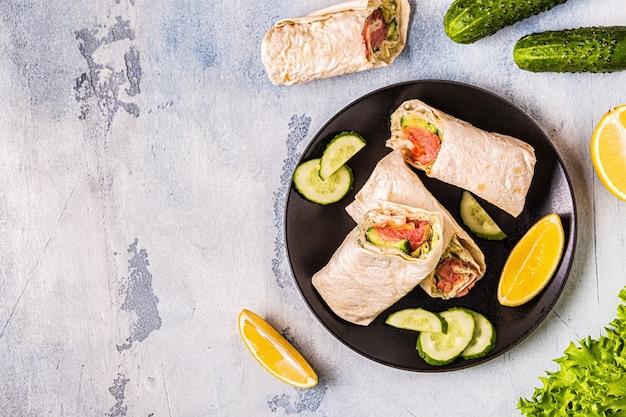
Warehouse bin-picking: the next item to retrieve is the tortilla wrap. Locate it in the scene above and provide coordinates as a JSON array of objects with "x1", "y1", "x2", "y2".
[
  {"x1": 261, "y1": 0, "x2": 410, "y2": 86},
  {"x1": 312, "y1": 201, "x2": 444, "y2": 326},
  {"x1": 386, "y1": 99, "x2": 536, "y2": 217},
  {"x1": 345, "y1": 151, "x2": 486, "y2": 299}
]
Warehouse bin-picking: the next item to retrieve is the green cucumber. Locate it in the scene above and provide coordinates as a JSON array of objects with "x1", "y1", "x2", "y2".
[
  {"x1": 400, "y1": 116, "x2": 440, "y2": 136},
  {"x1": 514, "y1": 26, "x2": 626, "y2": 73},
  {"x1": 460, "y1": 191, "x2": 507, "y2": 240},
  {"x1": 444, "y1": 0, "x2": 568, "y2": 44},
  {"x1": 319, "y1": 131, "x2": 366, "y2": 180},
  {"x1": 386, "y1": 20, "x2": 398, "y2": 41},
  {"x1": 293, "y1": 158, "x2": 353, "y2": 205},
  {"x1": 461, "y1": 310, "x2": 496, "y2": 360},
  {"x1": 385, "y1": 308, "x2": 448, "y2": 333},
  {"x1": 417, "y1": 308, "x2": 475, "y2": 366},
  {"x1": 365, "y1": 228, "x2": 411, "y2": 254}
]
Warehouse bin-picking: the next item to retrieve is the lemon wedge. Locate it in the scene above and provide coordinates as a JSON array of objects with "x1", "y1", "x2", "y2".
[
  {"x1": 497, "y1": 214, "x2": 565, "y2": 307},
  {"x1": 238, "y1": 309, "x2": 318, "y2": 388},
  {"x1": 591, "y1": 104, "x2": 626, "y2": 202}
]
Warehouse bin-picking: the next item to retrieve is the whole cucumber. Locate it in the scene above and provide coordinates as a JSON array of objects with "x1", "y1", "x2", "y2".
[
  {"x1": 514, "y1": 27, "x2": 626, "y2": 73},
  {"x1": 444, "y1": 0, "x2": 568, "y2": 44}
]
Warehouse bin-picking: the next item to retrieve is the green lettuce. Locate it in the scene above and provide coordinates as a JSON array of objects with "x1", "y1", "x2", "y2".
[{"x1": 519, "y1": 287, "x2": 626, "y2": 416}]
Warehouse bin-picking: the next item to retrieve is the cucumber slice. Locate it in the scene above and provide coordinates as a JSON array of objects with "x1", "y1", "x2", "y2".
[
  {"x1": 416, "y1": 308, "x2": 475, "y2": 366},
  {"x1": 385, "y1": 308, "x2": 448, "y2": 333},
  {"x1": 461, "y1": 310, "x2": 496, "y2": 360},
  {"x1": 460, "y1": 191, "x2": 507, "y2": 240},
  {"x1": 318, "y1": 132, "x2": 366, "y2": 180},
  {"x1": 293, "y1": 158, "x2": 353, "y2": 205}
]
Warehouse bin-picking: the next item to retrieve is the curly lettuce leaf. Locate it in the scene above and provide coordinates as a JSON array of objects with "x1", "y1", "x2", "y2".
[{"x1": 518, "y1": 288, "x2": 626, "y2": 416}]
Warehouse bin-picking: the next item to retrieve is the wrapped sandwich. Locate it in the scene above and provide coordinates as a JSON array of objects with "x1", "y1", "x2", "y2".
[
  {"x1": 345, "y1": 151, "x2": 486, "y2": 300},
  {"x1": 261, "y1": 0, "x2": 410, "y2": 86},
  {"x1": 312, "y1": 201, "x2": 444, "y2": 326},
  {"x1": 386, "y1": 99, "x2": 536, "y2": 217}
]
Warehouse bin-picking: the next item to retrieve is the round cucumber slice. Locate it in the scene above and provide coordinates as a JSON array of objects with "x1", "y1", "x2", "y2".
[
  {"x1": 385, "y1": 308, "x2": 448, "y2": 333},
  {"x1": 460, "y1": 191, "x2": 507, "y2": 240},
  {"x1": 293, "y1": 158, "x2": 353, "y2": 205},
  {"x1": 318, "y1": 132, "x2": 366, "y2": 180},
  {"x1": 416, "y1": 308, "x2": 475, "y2": 366},
  {"x1": 461, "y1": 310, "x2": 496, "y2": 360}
]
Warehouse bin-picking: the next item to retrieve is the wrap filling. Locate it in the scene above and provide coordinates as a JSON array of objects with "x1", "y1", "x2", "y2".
[
  {"x1": 363, "y1": 0, "x2": 401, "y2": 61},
  {"x1": 400, "y1": 115, "x2": 442, "y2": 169},
  {"x1": 431, "y1": 236, "x2": 480, "y2": 298},
  {"x1": 364, "y1": 211, "x2": 438, "y2": 259}
]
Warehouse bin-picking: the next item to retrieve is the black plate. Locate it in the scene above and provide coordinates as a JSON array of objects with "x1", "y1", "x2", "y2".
[{"x1": 284, "y1": 80, "x2": 577, "y2": 372}]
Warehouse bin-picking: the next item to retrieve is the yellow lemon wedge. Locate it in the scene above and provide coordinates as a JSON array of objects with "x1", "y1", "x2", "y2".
[
  {"x1": 238, "y1": 309, "x2": 318, "y2": 388},
  {"x1": 497, "y1": 214, "x2": 565, "y2": 307},
  {"x1": 591, "y1": 104, "x2": 626, "y2": 202}
]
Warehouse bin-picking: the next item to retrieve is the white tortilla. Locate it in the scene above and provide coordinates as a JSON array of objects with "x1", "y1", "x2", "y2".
[
  {"x1": 261, "y1": 0, "x2": 410, "y2": 85},
  {"x1": 386, "y1": 99, "x2": 537, "y2": 217},
  {"x1": 312, "y1": 201, "x2": 444, "y2": 326},
  {"x1": 345, "y1": 151, "x2": 486, "y2": 299}
]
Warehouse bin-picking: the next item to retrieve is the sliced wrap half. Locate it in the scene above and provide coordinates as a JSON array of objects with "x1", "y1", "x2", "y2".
[
  {"x1": 312, "y1": 201, "x2": 444, "y2": 326},
  {"x1": 386, "y1": 99, "x2": 536, "y2": 217},
  {"x1": 345, "y1": 151, "x2": 486, "y2": 300},
  {"x1": 261, "y1": 0, "x2": 410, "y2": 86}
]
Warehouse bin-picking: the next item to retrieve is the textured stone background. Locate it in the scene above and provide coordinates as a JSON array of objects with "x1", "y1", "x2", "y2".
[{"x1": 0, "y1": 0, "x2": 625, "y2": 415}]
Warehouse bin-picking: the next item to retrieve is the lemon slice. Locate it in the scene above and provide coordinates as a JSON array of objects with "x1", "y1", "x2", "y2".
[
  {"x1": 238, "y1": 309, "x2": 318, "y2": 388},
  {"x1": 497, "y1": 213, "x2": 565, "y2": 307},
  {"x1": 591, "y1": 104, "x2": 626, "y2": 202}
]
